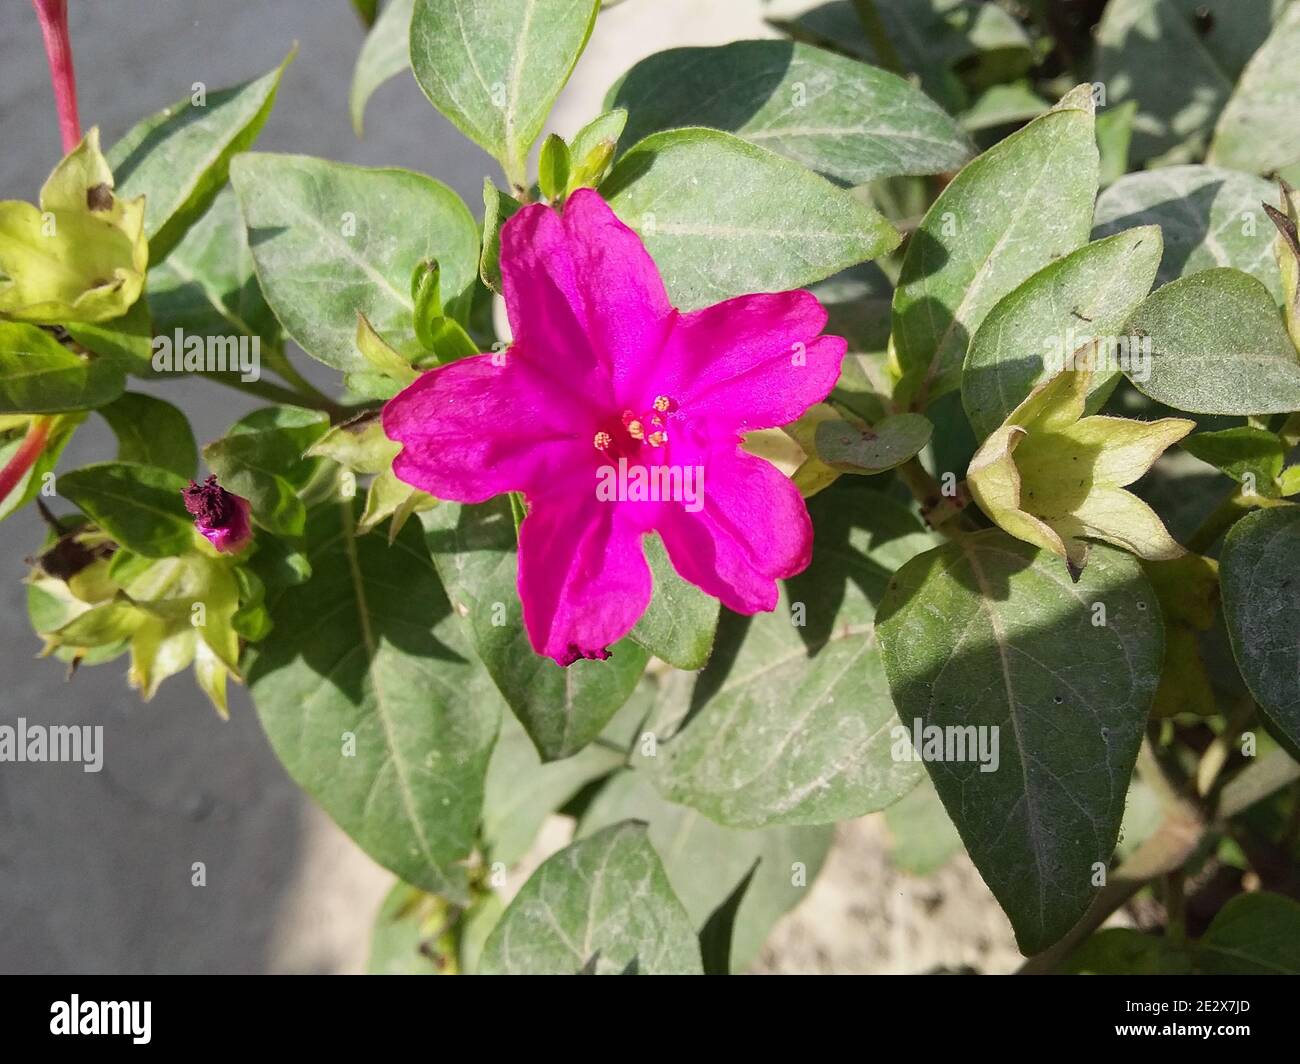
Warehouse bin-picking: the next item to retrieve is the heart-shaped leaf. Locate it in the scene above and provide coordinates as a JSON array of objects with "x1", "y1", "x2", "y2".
[
  {"x1": 248, "y1": 501, "x2": 502, "y2": 903},
  {"x1": 230, "y1": 153, "x2": 478, "y2": 372},
  {"x1": 603, "y1": 127, "x2": 898, "y2": 311},
  {"x1": 609, "y1": 40, "x2": 973, "y2": 186},
  {"x1": 1220, "y1": 506, "x2": 1300, "y2": 751},
  {"x1": 478, "y1": 822, "x2": 703, "y2": 974},
  {"x1": 1093, "y1": 165, "x2": 1283, "y2": 302},
  {"x1": 876, "y1": 531, "x2": 1163, "y2": 954},
  {"x1": 892, "y1": 86, "x2": 1099, "y2": 406},
  {"x1": 108, "y1": 51, "x2": 293, "y2": 262},
  {"x1": 646, "y1": 481, "x2": 933, "y2": 827},
  {"x1": 962, "y1": 226, "x2": 1162, "y2": 440},
  {"x1": 0, "y1": 322, "x2": 124, "y2": 414},
  {"x1": 1125, "y1": 267, "x2": 1300, "y2": 415},
  {"x1": 410, "y1": 0, "x2": 599, "y2": 185},
  {"x1": 813, "y1": 412, "x2": 932, "y2": 474}
]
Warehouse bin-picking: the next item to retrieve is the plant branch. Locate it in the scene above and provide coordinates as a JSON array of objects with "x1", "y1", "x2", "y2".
[
  {"x1": 199, "y1": 372, "x2": 353, "y2": 421},
  {"x1": 32, "y1": 0, "x2": 81, "y2": 153},
  {"x1": 896, "y1": 456, "x2": 977, "y2": 537},
  {"x1": 0, "y1": 417, "x2": 54, "y2": 505},
  {"x1": 1185, "y1": 488, "x2": 1257, "y2": 554}
]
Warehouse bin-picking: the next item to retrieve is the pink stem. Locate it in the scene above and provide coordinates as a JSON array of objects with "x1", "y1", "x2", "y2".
[
  {"x1": 32, "y1": 0, "x2": 81, "y2": 153},
  {"x1": 0, "y1": 418, "x2": 53, "y2": 506}
]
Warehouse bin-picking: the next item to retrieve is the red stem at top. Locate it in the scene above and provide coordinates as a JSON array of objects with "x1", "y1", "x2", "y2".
[
  {"x1": 5, "y1": 4, "x2": 84, "y2": 508},
  {"x1": 32, "y1": 0, "x2": 81, "y2": 153}
]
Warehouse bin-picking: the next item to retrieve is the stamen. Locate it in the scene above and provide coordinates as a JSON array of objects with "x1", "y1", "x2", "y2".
[
  {"x1": 625, "y1": 419, "x2": 644, "y2": 441},
  {"x1": 653, "y1": 395, "x2": 676, "y2": 414},
  {"x1": 646, "y1": 430, "x2": 667, "y2": 447},
  {"x1": 593, "y1": 431, "x2": 612, "y2": 451}
]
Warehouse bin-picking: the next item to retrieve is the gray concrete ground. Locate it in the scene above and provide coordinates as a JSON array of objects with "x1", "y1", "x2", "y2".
[{"x1": 0, "y1": 0, "x2": 1017, "y2": 973}]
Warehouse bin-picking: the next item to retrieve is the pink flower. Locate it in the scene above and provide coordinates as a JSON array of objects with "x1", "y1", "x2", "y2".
[
  {"x1": 182, "y1": 475, "x2": 253, "y2": 554},
  {"x1": 384, "y1": 190, "x2": 846, "y2": 666}
]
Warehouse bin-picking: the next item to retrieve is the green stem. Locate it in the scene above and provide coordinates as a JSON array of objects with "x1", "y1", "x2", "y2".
[
  {"x1": 1164, "y1": 869, "x2": 1187, "y2": 947},
  {"x1": 262, "y1": 346, "x2": 339, "y2": 411},
  {"x1": 851, "y1": 0, "x2": 905, "y2": 75},
  {"x1": 896, "y1": 457, "x2": 977, "y2": 537},
  {"x1": 1185, "y1": 488, "x2": 1256, "y2": 554},
  {"x1": 1196, "y1": 695, "x2": 1257, "y2": 799},
  {"x1": 201, "y1": 371, "x2": 351, "y2": 421}
]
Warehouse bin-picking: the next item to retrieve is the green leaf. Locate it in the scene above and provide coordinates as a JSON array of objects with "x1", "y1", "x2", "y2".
[
  {"x1": 350, "y1": 0, "x2": 415, "y2": 137},
  {"x1": 698, "y1": 862, "x2": 758, "y2": 977},
  {"x1": 567, "y1": 109, "x2": 626, "y2": 191},
  {"x1": 352, "y1": 0, "x2": 381, "y2": 25},
  {"x1": 1208, "y1": 4, "x2": 1300, "y2": 176},
  {"x1": 579, "y1": 770, "x2": 832, "y2": 973},
  {"x1": 813, "y1": 412, "x2": 932, "y2": 473},
  {"x1": 230, "y1": 153, "x2": 478, "y2": 372},
  {"x1": 1195, "y1": 891, "x2": 1300, "y2": 974},
  {"x1": 148, "y1": 187, "x2": 281, "y2": 358},
  {"x1": 960, "y1": 82, "x2": 1051, "y2": 133},
  {"x1": 892, "y1": 86, "x2": 1099, "y2": 406},
  {"x1": 961, "y1": 227, "x2": 1163, "y2": 440},
  {"x1": 67, "y1": 298, "x2": 154, "y2": 375},
  {"x1": 409, "y1": 0, "x2": 600, "y2": 184},
  {"x1": 355, "y1": 314, "x2": 418, "y2": 385},
  {"x1": 537, "y1": 134, "x2": 571, "y2": 203},
  {"x1": 603, "y1": 127, "x2": 898, "y2": 311},
  {"x1": 98, "y1": 393, "x2": 198, "y2": 480},
  {"x1": 1181, "y1": 427, "x2": 1286, "y2": 498},
  {"x1": 1125, "y1": 268, "x2": 1300, "y2": 415},
  {"x1": 608, "y1": 40, "x2": 973, "y2": 186},
  {"x1": 1094, "y1": 166, "x2": 1284, "y2": 303},
  {"x1": 0, "y1": 322, "x2": 124, "y2": 414},
  {"x1": 876, "y1": 532, "x2": 1164, "y2": 954},
  {"x1": 772, "y1": 0, "x2": 1032, "y2": 114},
  {"x1": 421, "y1": 497, "x2": 649, "y2": 761},
  {"x1": 479, "y1": 180, "x2": 521, "y2": 294},
  {"x1": 629, "y1": 534, "x2": 719, "y2": 670},
  {"x1": 107, "y1": 51, "x2": 293, "y2": 263},
  {"x1": 203, "y1": 406, "x2": 329, "y2": 537},
  {"x1": 1063, "y1": 927, "x2": 1192, "y2": 974},
  {"x1": 1220, "y1": 506, "x2": 1300, "y2": 750},
  {"x1": 1093, "y1": 0, "x2": 1276, "y2": 166},
  {"x1": 883, "y1": 776, "x2": 962, "y2": 876},
  {"x1": 647, "y1": 482, "x2": 933, "y2": 827},
  {"x1": 478, "y1": 822, "x2": 703, "y2": 974},
  {"x1": 58, "y1": 462, "x2": 195, "y2": 557},
  {"x1": 481, "y1": 710, "x2": 627, "y2": 867},
  {"x1": 1094, "y1": 99, "x2": 1136, "y2": 188},
  {"x1": 247, "y1": 501, "x2": 502, "y2": 903}
]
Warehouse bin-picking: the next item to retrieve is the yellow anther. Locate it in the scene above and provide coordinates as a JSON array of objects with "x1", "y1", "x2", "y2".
[
  {"x1": 646, "y1": 430, "x2": 667, "y2": 448},
  {"x1": 653, "y1": 395, "x2": 672, "y2": 413},
  {"x1": 626, "y1": 419, "x2": 644, "y2": 441},
  {"x1": 593, "y1": 431, "x2": 612, "y2": 450}
]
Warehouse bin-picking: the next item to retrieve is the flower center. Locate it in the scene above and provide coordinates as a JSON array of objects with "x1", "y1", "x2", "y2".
[
  {"x1": 593, "y1": 394, "x2": 678, "y2": 455},
  {"x1": 182, "y1": 474, "x2": 234, "y2": 527}
]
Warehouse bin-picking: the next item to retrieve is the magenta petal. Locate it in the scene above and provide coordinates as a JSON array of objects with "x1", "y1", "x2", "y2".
[
  {"x1": 657, "y1": 443, "x2": 813, "y2": 614},
  {"x1": 499, "y1": 203, "x2": 612, "y2": 401},
  {"x1": 384, "y1": 354, "x2": 589, "y2": 504},
  {"x1": 518, "y1": 494, "x2": 652, "y2": 665},
  {"x1": 655, "y1": 292, "x2": 847, "y2": 431},
  {"x1": 559, "y1": 189, "x2": 675, "y2": 398}
]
